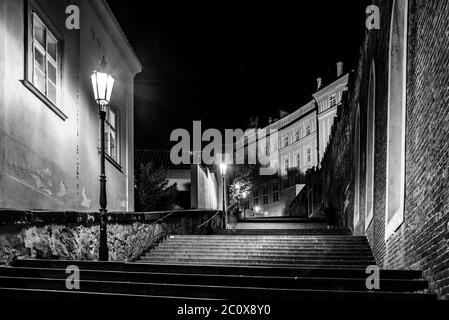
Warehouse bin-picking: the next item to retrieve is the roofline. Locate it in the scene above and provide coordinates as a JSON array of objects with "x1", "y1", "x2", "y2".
[
  {"x1": 312, "y1": 73, "x2": 349, "y2": 100},
  {"x1": 90, "y1": 0, "x2": 143, "y2": 75}
]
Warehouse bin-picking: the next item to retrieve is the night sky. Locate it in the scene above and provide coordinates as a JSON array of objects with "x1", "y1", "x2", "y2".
[{"x1": 106, "y1": 1, "x2": 367, "y2": 150}]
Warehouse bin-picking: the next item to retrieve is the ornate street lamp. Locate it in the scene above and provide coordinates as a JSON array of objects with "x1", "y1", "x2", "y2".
[
  {"x1": 219, "y1": 163, "x2": 228, "y2": 227},
  {"x1": 91, "y1": 57, "x2": 115, "y2": 261}
]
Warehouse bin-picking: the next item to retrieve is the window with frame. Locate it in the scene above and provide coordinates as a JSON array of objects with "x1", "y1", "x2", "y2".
[
  {"x1": 31, "y1": 12, "x2": 59, "y2": 105},
  {"x1": 305, "y1": 122, "x2": 311, "y2": 136},
  {"x1": 282, "y1": 135, "x2": 289, "y2": 147},
  {"x1": 253, "y1": 190, "x2": 259, "y2": 198},
  {"x1": 304, "y1": 146, "x2": 312, "y2": 164},
  {"x1": 294, "y1": 130, "x2": 300, "y2": 142},
  {"x1": 253, "y1": 198, "x2": 259, "y2": 206},
  {"x1": 283, "y1": 157, "x2": 289, "y2": 174},
  {"x1": 295, "y1": 152, "x2": 301, "y2": 167},
  {"x1": 272, "y1": 184, "x2": 279, "y2": 202},
  {"x1": 244, "y1": 201, "x2": 249, "y2": 209},
  {"x1": 262, "y1": 195, "x2": 269, "y2": 205},
  {"x1": 330, "y1": 95, "x2": 337, "y2": 107},
  {"x1": 103, "y1": 106, "x2": 120, "y2": 164}
]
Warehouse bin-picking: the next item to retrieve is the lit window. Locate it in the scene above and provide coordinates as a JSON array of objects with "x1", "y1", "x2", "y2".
[{"x1": 31, "y1": 13, "x2": 59, "y2": 105}]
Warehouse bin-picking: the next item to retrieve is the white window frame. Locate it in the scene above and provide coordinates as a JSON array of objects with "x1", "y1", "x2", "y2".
[
  {"x1": 24, "y1": 2, "x2": 66, "y2": 120},
  {"x1": 102, "y1": 106, "x2": 121, "y2": 165},
  {"x1": 31, "y1": 13, "x2": 59, "y2": 106}
]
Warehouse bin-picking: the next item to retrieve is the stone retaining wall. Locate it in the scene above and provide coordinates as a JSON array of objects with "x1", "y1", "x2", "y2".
[{"x1": 0, "y1": 209, "x2": 223, "y2": 264}]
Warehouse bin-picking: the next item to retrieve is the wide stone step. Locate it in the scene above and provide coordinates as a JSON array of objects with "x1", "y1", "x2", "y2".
[
  {"x1": 168, "y1": 235, "x2": 367, "y2": 240},
  {"x1": 151, "y1": 246, "x2": 372, "y2": 255},
  {"x1": 149, "y1": 249, "x2": 374, "y2": 256},
  {"x1": 0, "y1": 276, "x2": 434, "y2": 301},
  {"x1": 0, "y1": 286, "x2": 217, "y2": 302},
  {"x1": 216, "y1": 229, "x2": 352, "y2": 235},
  {"x1": 10, "y1": 260, "x2": 424, "y2": 279},
  {"x1": 157, "y1": 244, "x2": 371, "y2": 251},
  {"x1": 0, "y1": 267, "x2": 428, "y2": 293},
  {"x1": 146, "y1": 252, "x2": 375, "y2": 260},
  {"x1": 234, "y1": 223, "x2": 327, "y2": 229},
  {"x1": 162, "y1": 240, "x2": 369, "y2": 247},
  {"x1": 163, "y1": 239, "x2": 368, "y2": 244},
  {"x1": 138, "y1": 257, "x2": 375, "y2": 266}
]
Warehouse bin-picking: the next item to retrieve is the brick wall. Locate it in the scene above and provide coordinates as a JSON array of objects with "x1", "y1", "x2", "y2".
[{"x1": 319, "y1": 0, "x2": 449, "y2": 299}]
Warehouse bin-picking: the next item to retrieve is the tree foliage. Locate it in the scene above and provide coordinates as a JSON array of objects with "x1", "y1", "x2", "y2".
[
  {"x1": 228, "y1": 164, "x2": 260, "y2": 213},
  {"x1": 136, "y1": 163, "x2": 178, "y2": 212}
]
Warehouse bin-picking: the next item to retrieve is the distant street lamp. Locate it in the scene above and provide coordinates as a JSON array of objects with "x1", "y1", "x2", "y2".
[
  {"x1": 91, "y1": 57, "x2": 115, "y2": 262},
  {"x1": 219, "y1": 163, "x2": 228, "y2": 227}
]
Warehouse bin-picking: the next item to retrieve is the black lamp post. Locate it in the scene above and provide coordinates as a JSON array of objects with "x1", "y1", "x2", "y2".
[
  {"x1": 91, "y1": 57, "x2": 115, "y2": 261},
  {"x1": 219, "y1": 163, "x2": 228, "y2": 227}
]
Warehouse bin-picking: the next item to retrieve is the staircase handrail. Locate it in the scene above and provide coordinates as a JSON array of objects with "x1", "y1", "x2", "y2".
[{"x1": 196, "y1": 210, "x2": 222, "y2": 229}]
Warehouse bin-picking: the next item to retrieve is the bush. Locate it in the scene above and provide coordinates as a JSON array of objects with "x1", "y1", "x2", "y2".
[{"x1": 136, "y1": 163, "x2": 178, "y2": 211}]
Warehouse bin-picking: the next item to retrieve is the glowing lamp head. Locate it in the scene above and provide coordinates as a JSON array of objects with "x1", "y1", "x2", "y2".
[
  {"x1": 91, "y1": 57, "x2": 114, "y2": 108},
  {"x1": 219, "y1": 163, "x2": 227, "y2": 176},
  {"x1": 91, "y1": 70, "x2": 114, "y2": 107}
]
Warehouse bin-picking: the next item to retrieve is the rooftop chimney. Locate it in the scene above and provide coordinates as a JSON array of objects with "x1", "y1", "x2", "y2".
[
  {"x1": 279, "y1": 109, "x2": 289, "y2": 118},
  {"x1": 316, "y1": 77, "x2": 322, "y2": 90},
  {"x1": 336, "y1": 61, "x2": 344, "y2": 77}
]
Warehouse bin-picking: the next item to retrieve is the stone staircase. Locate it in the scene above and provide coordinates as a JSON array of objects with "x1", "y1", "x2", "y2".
[
  {"x1": 0, "y1": 228, "x2": 436, "y2": 301},
  {"x1": 137, "y1": 234, "x2": 376, "y2": 267}
]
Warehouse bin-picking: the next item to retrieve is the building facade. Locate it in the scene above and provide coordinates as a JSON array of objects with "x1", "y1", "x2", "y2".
[
  {"x1": 313, "y1": 72, "x2": 349, "y2": 164},
  {"x1": 316, "y1": 0, "x2": 449, "y2": 299},
  {"x1": 238, "y1": 70, "x2": 348, "y2": 217},
  {"x1": 0, "y1": 0, "x2": 142, "y2": 211}
]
